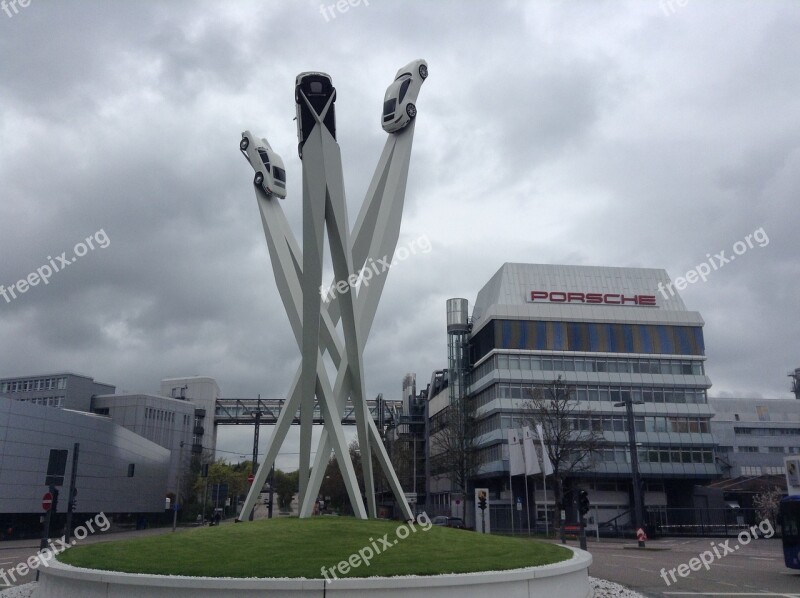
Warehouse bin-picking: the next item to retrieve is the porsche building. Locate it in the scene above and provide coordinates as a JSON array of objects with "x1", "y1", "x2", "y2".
[{"x1": 452, "y1": 263, "x2": 717, "y2": 529}]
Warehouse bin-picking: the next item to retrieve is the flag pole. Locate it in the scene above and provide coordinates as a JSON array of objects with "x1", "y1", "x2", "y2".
[
  {"x1": 542, "y1": 461, "x2": 548, "y2": 537},
  {"x1": 520, "y1": 434, "x2": 531, "y2": 536},
  {"x1": 509, "y1": 453, "x2": 514, "y2": 534}
]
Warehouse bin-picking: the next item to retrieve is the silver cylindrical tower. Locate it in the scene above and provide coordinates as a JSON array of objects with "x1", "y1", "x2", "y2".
[
  {"x1": 447, "y1": 298, "x2": 470, "y2": 404},
  {"x1": 447, "y1": 298, "x2": 470, "y2": 334},
  {"x1": 790, "y1": 367, "x2": 800, "y2": 400}
]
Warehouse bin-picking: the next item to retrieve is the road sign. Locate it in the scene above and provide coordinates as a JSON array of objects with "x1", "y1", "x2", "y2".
[
  {"x1": 42, "y1": 492, "x2": 53, "y2": 512},
  {"x1": 516, "y1": 496, "x2": 522, "y2": 511},
  {"x1": 636, "y1": 527, "x2": 648, "y2": 542},
  {"x1": 247, "y1": 474, "x2": 255, "y2": 485},
  {"x1": 45, "y1": 449, "x2": 69, "y2": 486}
]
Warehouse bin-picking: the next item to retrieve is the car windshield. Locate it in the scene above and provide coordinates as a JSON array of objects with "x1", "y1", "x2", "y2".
[
  {"x1": 258, "y1": 150, "x2": 270, "y2": 167},
  {"x1": 272, "y1": 166, "x2": 286, "y2": 182},
  {"x1": 383, "y1": 99, "x2": 396, "y2": 116}
]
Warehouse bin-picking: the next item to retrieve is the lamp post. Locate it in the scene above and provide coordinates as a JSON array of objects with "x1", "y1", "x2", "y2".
[
  {"x1": 172, "y1": 440, "x2": 185, "y2": 532},
  {"x1": 614, "y1": 397, "x2": 645, "y2": 548}
]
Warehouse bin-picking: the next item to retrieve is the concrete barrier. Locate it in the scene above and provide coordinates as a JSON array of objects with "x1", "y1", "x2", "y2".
[{"x1": 36, "y1": 546, "x2": 592, "y2": 598}]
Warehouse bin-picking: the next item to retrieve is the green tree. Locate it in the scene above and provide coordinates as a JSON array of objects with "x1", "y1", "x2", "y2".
[
  {"x1": 192, "y1": 459, "x2": 250, "y2": 517},
  {"x1": 319, "y1": 439, "x2": 387, "y2": 514},
  {"x1": 273, "y1": 469, "x2": 299, "y2": 511}
]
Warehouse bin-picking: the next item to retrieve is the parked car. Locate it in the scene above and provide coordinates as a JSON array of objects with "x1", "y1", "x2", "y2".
[
  {"x1": 239, "y1": 130, "x2": 287, "y2": 199},
  {"x1": 295, "y1": 72, "x2": 336, "y2": 158},
  {"x1": 432, "y1": 515, "x2": 466, "y2": 529},
  {"x1": 382, "y1": 59, "x2": 428, "y2": 133}
]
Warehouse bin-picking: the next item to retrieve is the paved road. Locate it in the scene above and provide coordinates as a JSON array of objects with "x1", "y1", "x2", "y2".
[
  {"x1": 572, "y1": 536, "x2": 800, "y2": 597},
  {"x1": 0, "y1": 523, "x2": 196, "y2": 589},
  {"x1": 0, "y1": 504, "x2": 281, "y2": 591}
]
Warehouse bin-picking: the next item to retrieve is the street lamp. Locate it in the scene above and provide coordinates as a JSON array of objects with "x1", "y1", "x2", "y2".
[
  {"x1": 172, "y1": 440, "x2": 185, "y2": 532},
  {"x1": 614, "y1": 397, "x2": 645, "y2": 548}
]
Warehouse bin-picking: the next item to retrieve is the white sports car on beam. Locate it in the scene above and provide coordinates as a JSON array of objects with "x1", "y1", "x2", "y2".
[
  {"x1": 239, "y1": 131, "x2": 287, "y2": 199},
  {"x1": 382, "y1": 59, "x2": 428, "y2": 133}
]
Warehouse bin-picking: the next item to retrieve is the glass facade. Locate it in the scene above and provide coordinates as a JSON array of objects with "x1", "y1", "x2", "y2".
[{"x1": 471, "y1": 319, "x2": 705, "y2": 363}]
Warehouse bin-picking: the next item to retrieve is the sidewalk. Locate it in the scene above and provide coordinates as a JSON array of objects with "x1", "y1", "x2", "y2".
[{"x1": 0, "y1": 522, "x2": 192, "y2": 552}]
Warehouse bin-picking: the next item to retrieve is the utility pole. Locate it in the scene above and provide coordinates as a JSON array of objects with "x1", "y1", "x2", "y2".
[
  {"x1": 201, "y1": 462, "x2": 209, "y2": 525},
  {"x1": 267, "y1": 463, "x2": 275, "y2": 518},
  {"x1": 250, "y1": 405, "x2": 262, "y2": 521},
  {"x1": 616, "y1": 396, "x2": 646, "y2": 548},
  {"x1": 172, "y1": 440, "x2": 185, "y2": 532}
]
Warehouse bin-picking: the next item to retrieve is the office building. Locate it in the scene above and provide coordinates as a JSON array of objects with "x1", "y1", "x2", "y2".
[
  {"x1": 0, "y1": 372, "x2": 114, "y2": 412},
  {"x1": 430, "y1": 263, "x2": 719, "y2": 528},
  {"x1": 710, "y1": 396, "x2": 800, "y2": 478}
]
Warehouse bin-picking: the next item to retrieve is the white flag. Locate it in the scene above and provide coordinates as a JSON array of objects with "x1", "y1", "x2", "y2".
[
  {"x1": 507, "y1": 429, "x2": 525, "y2": 476},
  {"x1": 522, "y1": 426, "x2": 541, "y2": 475},
  {"x1": 535, "y1": 423, "x2": 555, "y2": 475}
]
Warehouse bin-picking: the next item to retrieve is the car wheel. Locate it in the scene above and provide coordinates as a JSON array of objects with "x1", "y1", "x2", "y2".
[
  {"x1": 254, "y1": 172, "x2": 264, "y2": 186},
  {"x1": 406, "y1": 103, "x2": 417, "y2": 119},
  {"x1": 419, "y1": 64, "x2": 428, "y2": 79},
  {"x1": 240, "y1": 137, "x2": 249, "y2": 151}
]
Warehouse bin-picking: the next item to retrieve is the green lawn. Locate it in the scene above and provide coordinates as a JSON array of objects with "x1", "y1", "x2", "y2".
[{"x1": 58, "y1": 517, "x2": 571, "y2": 579}]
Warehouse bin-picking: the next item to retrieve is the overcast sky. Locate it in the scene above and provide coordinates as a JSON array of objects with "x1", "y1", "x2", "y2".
[{"x1": 1, "y1": 1, "x2": 798, "y2": 468}]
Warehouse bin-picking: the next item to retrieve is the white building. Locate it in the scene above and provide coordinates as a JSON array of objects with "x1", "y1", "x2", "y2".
[
  {"x1": 0, "y1": 398, "x2": 170, "y2": 530},
  {"x1": 160, "y1": 376, "x2": 219, "y2": 456},
  {"x1": 709, "y1": 397, "x2": 800, "y2": 478},
  {"x1": 92, "y1": 393, "x2": 196, "y2": 492}
]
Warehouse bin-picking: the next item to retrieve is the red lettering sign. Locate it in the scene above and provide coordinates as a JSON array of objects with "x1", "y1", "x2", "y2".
[{"x1": 528, "y1": 291, "x2": 657, "y2": 307}]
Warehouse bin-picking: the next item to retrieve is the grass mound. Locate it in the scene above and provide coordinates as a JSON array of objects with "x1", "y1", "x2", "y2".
[{"x1": 58, "y1": 517, "x2": 571, "y2": 579}]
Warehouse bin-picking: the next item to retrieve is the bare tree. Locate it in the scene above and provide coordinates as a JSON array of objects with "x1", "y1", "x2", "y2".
[
  {"x1": 753, "y1": 486, "x2": 783, "y2": 529},
  {"x1": 522, "y1": 377, "x2": 604, "y2": 522},
  {"x1": 428, "y1": 398, "x2": 478, "y2": 499}
]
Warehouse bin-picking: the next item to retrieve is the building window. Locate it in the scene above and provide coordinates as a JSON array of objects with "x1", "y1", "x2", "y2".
[
  {"x1": 741, "y1": 466, "x2": 762, "y2": 476},
  {"x1": 471, "y1": 320, "x2": 706, "y2": 362},
  {"x1": 737, "y1": 446, "x2": 760, "y2": 453}
]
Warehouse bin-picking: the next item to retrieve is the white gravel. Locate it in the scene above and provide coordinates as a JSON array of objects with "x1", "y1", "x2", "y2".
[
  {"x1": 590, "y1": 576, "x2": 647, "y2": 598},
  {"x1": 2, "y1": 578, "x2": 644, "y2": 597},
  {"x1": 0, "y1": 583, "x2": 36, "y2": 598}
]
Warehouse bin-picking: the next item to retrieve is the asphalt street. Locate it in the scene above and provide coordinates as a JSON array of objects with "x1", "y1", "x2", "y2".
[{"x1": 577, "y1": 536, "x2": 800, "y2": 598}]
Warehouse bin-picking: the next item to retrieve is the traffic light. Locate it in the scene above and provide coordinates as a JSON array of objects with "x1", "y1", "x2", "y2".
[
  {"x1": 579, "y1": 490, "x2": 590, "y2": 517},
  {"x1": 477, "y1": 490, "x2": 487, "y2": 511}
]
